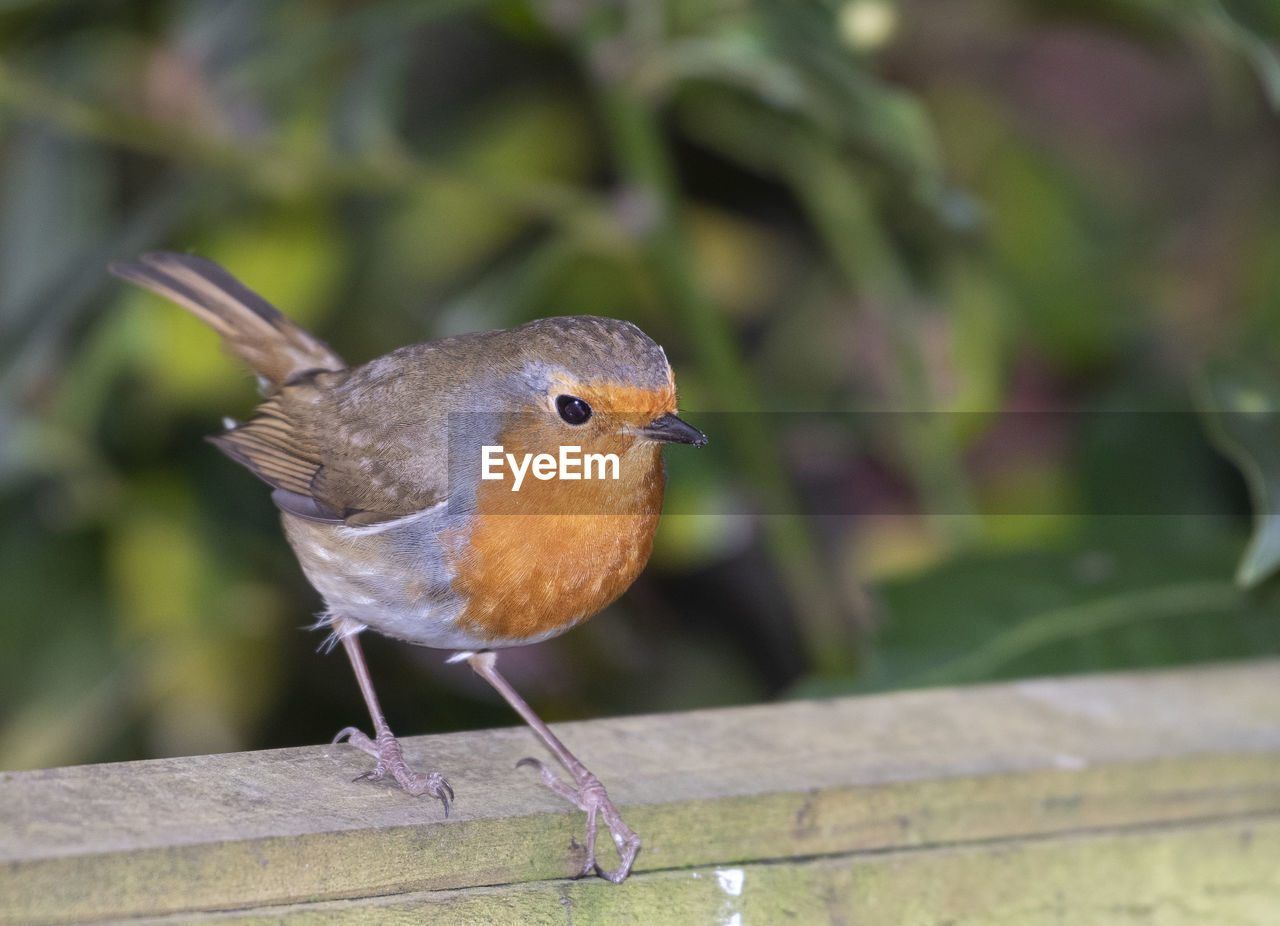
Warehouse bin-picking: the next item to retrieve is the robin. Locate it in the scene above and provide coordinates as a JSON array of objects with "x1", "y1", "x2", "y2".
[{"x1": 108, "y1": 252, "x2": 706, "y2": 882}]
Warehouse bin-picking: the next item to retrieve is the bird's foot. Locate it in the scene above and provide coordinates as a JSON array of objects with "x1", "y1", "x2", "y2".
[
  {"x1": 334, "y1": 725, "x2": 454, "y2": 815},
  {"x1": 516, "y1": 757, "x2": 640, "y2": 882}
]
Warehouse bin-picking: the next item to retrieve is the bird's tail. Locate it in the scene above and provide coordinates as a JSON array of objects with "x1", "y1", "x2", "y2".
[{"x1": 109, "y1": 252, "x2": 345, "y2": 392}]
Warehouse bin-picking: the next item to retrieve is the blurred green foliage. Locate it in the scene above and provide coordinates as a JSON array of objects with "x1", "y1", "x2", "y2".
[{"x1": 2, "y1": 0, "x2": 1279, "y2": 771}]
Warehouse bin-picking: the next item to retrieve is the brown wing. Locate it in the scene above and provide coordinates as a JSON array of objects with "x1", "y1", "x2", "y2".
[
  {"x1": 210, "y1": 396, "x2": 323, "y2": 498},
  {"x1": 212, "y1": 378, "x2": 443, "y2": 524}
]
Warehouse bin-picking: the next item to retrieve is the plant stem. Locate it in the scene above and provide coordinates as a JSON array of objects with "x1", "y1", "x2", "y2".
[
  {"x1": 0, "y1": 60, "x2": 610, "y2": 237},
  {"x1": 904, "y1": 581, "x2": 1242, "y2": 688},
  {"x1": 585, "y1": 54, "x2": 862, "y2": 674}
]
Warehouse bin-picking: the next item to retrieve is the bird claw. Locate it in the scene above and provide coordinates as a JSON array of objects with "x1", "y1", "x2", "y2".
[
  {"x1": 335, "y1": 725, "x2": 454, "y2": 816},
  {"x1": 516, "y1": 756, "x2": 641, "y2": 882}
]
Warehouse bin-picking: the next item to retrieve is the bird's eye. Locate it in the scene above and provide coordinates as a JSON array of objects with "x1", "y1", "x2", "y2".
[{"x1": 555, "y1": 394, "x2": 592, "y2": 425}]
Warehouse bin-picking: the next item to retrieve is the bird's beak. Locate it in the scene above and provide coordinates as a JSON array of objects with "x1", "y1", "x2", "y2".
[{"x1": 637, "y1": 413, "x2": 707, "y2": 448}]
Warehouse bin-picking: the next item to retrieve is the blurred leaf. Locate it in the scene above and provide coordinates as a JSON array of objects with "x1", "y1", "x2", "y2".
[
  {"x1": 1075, "y1": 392, "x2": 1233, "y2": 522},
  {"x1": 110, "y1": 481, "x2": 206, "y2": 638},
  {"x1": 757, "y1": 0, "x2": 947, "y2": 212},
  {"x1": 650, "y1": 448, "x2": 755, "y2": 570},
  {"x1": 0, "y1": 500, "x2": 129, "y2": 769},
  {"x1": 105, "y1": 475, "x2": 287, "y2": 756},
  {"x1": 435, "y1": 234, "x2": 578, "y2": 334},
  {"x1": 1205, "y1": 0, "x2": 1280, "y2": 109},
  {"x1": 985, "y1": 142, "x2": 1126, "y2": 369},
  {"x1": 797, "y1": 516, "x2": 1273, "y2": 697},
  {"x1": 685, "y1": 205, "x2": 787, "y2": 319},
  {"x1": 385, "y1": 93, "x2": 593, "y2": 287},
  {"x1": 942, "y1": 256, "x2": 1012, "y2": 415},
  {"x1": 1217, "y1": 0, "x2": 1280, "y2": 37},
  {"x1": 1198, "y1": 361, "x2": 1280, "y2": 586},
  {"x1": 641, "y1": 32, "x2": 809, "y2": 110},
  {"x1": 846, "y1": 515, "x2": 950, "y2": 581},
  {"x1": 0, "y1": 127, "x2": 108, "y2": 317}
]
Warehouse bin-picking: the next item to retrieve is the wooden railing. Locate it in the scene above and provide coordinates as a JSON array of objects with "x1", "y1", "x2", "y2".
[{"x1": 4, "y1": 660, "x2": 1279, "y2": 923}]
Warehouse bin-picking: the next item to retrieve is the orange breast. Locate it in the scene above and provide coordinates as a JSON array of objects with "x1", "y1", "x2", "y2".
[{"x1": 444, "y1": 443, "x2": 666, "y2": 643}]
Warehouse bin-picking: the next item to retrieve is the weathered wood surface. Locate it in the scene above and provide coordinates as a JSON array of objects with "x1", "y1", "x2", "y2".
[{"x1": 3, "y1": 660, "x2": 1278, "y2": 924}]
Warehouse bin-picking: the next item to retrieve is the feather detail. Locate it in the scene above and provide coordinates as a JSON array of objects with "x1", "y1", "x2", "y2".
[
  {"x1": 108, "y1": 251, "x2": 345, "y2": 392},
  {"x1": 208, "y1": 416, "x2": 320, "y2": 498}
]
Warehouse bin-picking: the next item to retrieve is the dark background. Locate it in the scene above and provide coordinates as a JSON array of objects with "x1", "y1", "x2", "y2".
[{"x1": 2, "y1": 0, "x2": 1279, "y2": 771}]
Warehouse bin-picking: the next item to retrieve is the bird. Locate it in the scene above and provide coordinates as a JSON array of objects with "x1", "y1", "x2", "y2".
[{"x1": 108, "y1": 252, "x2": 706, "y2": 882}]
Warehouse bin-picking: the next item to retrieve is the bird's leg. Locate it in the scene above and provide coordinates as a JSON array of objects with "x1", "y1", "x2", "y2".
[
  {"x1": 332, "y1": 625, "x2": 453, "y2": 815},
  {"x1": 466, "y1": 650, "x2": 640, "y2": 882}
]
